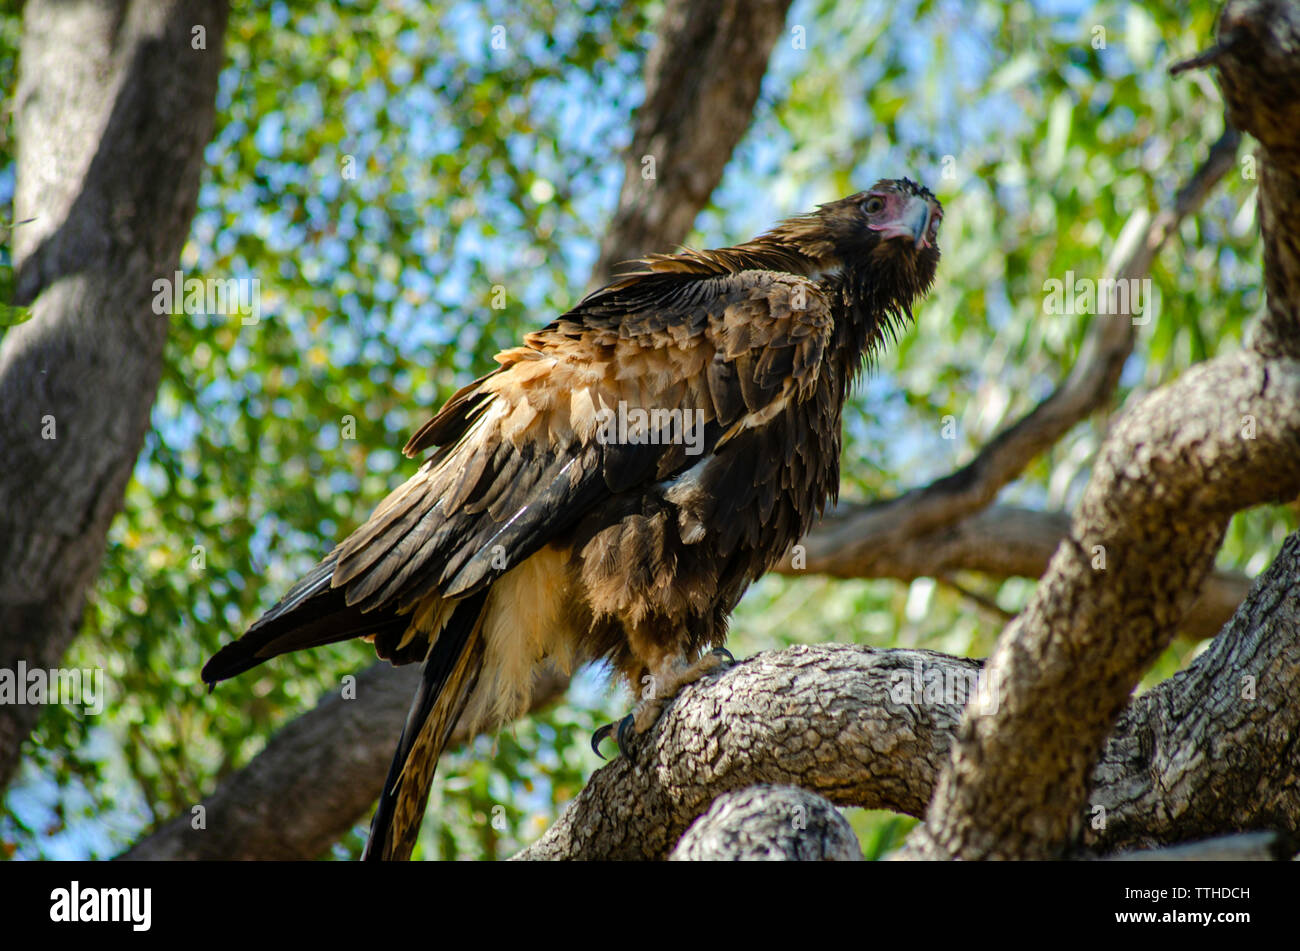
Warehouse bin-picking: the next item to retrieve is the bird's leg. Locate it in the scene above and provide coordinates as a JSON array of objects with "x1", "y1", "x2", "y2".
[
  {"x1": 591, "y1": 647, "x2": 734, "y2": 759},
  {"x1": 632, "y1": 648, "x2": 735, "y2": 732}
]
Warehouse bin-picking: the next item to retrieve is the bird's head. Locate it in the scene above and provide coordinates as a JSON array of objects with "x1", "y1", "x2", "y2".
[
  {"x1": 760, "y1": 177, "x2": 942, "y2": 341},
  {"x1": 804, "y1": 178, "x2": 941, "y2": 284},
  {"x1": 623, "y1": 177, "x2": 942, "y2": 332}
]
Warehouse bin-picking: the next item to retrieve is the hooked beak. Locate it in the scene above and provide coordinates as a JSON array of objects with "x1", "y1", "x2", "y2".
[{"x1": 876, "y1": 195, "x2": 939, "y2": 250}]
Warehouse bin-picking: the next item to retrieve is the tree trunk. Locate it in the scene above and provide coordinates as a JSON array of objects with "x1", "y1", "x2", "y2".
[
  {"x1": 590, "y1": 0, "x2": 794, "y2": 286},
  {"x1": 0, "y1": 0, "x2": 228, "y2": 792}
]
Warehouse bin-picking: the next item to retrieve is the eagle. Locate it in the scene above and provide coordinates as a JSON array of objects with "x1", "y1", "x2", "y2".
[{"x1": 202, "y1": 178, "x2": 943, "y2": 860}]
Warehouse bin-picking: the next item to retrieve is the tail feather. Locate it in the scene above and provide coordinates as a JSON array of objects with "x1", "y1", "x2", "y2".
[
  {"x1": 201, "y1": 554, "x2": 407, "y2": 684},
  {"x1": 362, "y1": 589, "x2": 490, "y2": 861}
]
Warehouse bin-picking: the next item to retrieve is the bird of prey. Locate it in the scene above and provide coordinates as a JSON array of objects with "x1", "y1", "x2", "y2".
[{"x1": 202, "y1": 178, "x2": 942, "y2": 860}]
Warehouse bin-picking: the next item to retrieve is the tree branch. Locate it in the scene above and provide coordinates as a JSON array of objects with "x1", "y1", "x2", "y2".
[
  {"x1": 513, "y1": 645, "x2": 974, "y2": 860},
  {"x1": 1213, "y1": 0, "x2": 1300, "y2": 357},
  {"x1": 776, "y1": 504, "x2": 1251, "y2": 641},
  {"x1": 589, "y1": 0, "x2": 794, "y2": 286},
  {"x1": 1086, "y1": 533, "x2": 1300, "y2": 855}
]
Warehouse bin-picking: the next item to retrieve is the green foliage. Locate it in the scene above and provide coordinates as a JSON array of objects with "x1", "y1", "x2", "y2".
[{"x1": 2, "y1": 0, "x2": 1282, "y2": 861}]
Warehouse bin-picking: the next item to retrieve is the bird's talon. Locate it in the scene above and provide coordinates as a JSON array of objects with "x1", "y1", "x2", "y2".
[
  {"x1": 590, "y1": 721, "x2": 617, "y2": 759},
  {"x1": 592, "y1": 713, "x2": 639, "y2": 760},
  {"x1": 615, "y1": 713, "x2": 635, "y2": 758}
]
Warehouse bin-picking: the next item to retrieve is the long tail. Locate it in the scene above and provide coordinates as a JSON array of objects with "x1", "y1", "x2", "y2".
[
  {"x1": 201, "y1": 553, "x2": 409, "y2": 684},
  {"x1": 362, "y1": 589, "x2": 489, "y2": 861}
]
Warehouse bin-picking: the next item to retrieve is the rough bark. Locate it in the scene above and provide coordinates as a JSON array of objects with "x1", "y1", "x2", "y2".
[
  {"x1": 669, "y1": 785, "x2": 860, "y2": 861},
  {"x1": 0, "y1": 0, "x2": 228, "y2": 792},
  {"x1": 514, "y1": 644, "x2": 973, "y2": 860},
  {"x1": 589, "y1": 0, "x2": 794, "y2": 286},
  {"x1": 120, "y1": 0, "x2": 795, "y2": 860},
  {"x1": 1086, "y1": 532, "x2": 1300, "y2": 854}
]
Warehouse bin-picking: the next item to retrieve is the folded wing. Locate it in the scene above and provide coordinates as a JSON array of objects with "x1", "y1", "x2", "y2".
[{"x1": 201, "y1": 266, "x2": 832, "y2": 685}]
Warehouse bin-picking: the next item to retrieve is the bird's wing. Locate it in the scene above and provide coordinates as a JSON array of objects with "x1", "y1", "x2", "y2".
[{"x1": 202, "y1": 267, "x2": 832, "y2": 682}]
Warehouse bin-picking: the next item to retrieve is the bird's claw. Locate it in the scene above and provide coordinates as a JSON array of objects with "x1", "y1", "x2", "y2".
[
  {"x1": 591, "y1": 649, "x2": 736, "y2": 760},
  {"x1": 616, "y1": 713, "x2": 635, "y2": 755},
  {"x1": 590, "y1": 721, "x2": 614, "y2": 759},
  {"x1": 590, "y1": 713, "x2": 636, "y2": 760}
]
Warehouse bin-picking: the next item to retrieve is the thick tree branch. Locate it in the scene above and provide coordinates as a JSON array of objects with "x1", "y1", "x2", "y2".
[
  {"x1": 0, "y1": 0, "x2": 228, "y2": 792},
  {"x1": 514, "y1": 645, "x2": 974, "y2": 860},
  {"x1": 1086, "y1": 533, "x2": 1300, "y2": 855}
]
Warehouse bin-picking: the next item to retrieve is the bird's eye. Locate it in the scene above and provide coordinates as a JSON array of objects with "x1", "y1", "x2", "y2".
[{"x1": 863, "y1": 196, "x2": 885, "y2": 214}]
